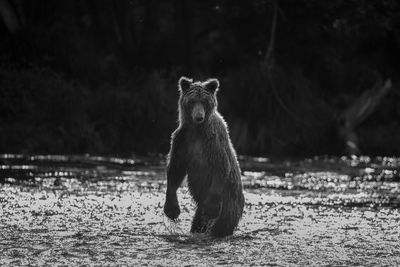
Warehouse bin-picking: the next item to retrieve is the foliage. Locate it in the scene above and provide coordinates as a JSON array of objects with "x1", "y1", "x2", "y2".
[
  {"x1": 0, "y1": 66, "x2": 177, "y2": 154},
  {"x1": 0, "y1": 0, "x2": 399, "y2": 155}
]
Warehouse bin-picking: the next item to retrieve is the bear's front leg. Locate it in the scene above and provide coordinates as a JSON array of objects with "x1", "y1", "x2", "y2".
[
  {"x1": 164, "y1": 190, "x2": 181, "y2": 220},
  {"x1": 164, "y1": 128, "x2": 187, "y2": 221}
]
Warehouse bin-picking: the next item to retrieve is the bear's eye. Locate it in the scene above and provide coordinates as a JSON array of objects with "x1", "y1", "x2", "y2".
[{"x1": 205, "y1": 98, "x2": 213, "y2": 108}]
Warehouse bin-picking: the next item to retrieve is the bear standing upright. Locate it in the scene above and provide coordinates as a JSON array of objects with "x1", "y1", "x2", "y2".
[{"x1": 164, "y1": 76, "x2": 244, "y2": 237}]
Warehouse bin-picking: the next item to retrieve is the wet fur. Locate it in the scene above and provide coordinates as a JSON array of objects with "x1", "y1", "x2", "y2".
[{"x1": 164, "y1": 77, "x2": 244, "y2": 237}]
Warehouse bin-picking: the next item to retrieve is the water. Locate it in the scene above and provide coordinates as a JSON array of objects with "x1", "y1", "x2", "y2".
[{"x1": 1, "y1": 154, "x2": 400, "y2": 266}]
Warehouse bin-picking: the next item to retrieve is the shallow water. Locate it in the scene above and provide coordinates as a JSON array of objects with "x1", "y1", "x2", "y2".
[{"x1": 1, "y1": 154, "x2": 400, "y2": 266}]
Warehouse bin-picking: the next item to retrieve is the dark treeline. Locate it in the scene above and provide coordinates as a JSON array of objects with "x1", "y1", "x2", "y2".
[{"x1": 0, "y1": 0, "x2": 399, "y2": 156}]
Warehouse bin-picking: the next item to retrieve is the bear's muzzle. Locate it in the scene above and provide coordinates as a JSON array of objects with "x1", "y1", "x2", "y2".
[{"x1": 192, "y1": 103, "x2": 205, "y2": 124}]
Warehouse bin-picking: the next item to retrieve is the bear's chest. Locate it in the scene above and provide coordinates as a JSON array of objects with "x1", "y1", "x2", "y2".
[
  {"x1": 189, "y1": 140, "x2": 204, "y2": 160},
  {"x1": 186, "y1": 139, "x2": 211, "y2": 200},
  {"x1": 188, "y1": 139, "x2": 207, "y2": 167}
]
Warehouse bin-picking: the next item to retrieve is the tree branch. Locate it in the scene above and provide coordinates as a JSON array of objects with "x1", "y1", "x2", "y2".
[
  {"x1": 264, "y1": 0, "x2": 278, "y2": 69},
  {"x1": 0, "y1": 0, "x2": 19, "y2": 33}
]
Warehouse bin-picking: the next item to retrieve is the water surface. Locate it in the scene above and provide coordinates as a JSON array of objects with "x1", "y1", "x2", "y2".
[{"x1": 1, "y1": 154, "x2": 399, "y2": 266}]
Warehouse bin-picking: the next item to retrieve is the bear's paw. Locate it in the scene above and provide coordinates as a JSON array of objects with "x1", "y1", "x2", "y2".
[{"x1": 164, "y1": 198, "x2": 181, "y2": 220}]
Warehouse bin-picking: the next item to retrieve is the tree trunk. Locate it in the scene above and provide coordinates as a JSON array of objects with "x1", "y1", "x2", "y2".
[{"x1": 175, "y1": 0, "x2": 192, "y2": 73}]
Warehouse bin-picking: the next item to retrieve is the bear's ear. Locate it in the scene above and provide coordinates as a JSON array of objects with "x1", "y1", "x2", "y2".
[
  {"x1": 204, "y1": 78, "x2": 220, "y2": 94},
  {"x1": 178, "y1": 76, "x2": 192, "y2": 93}
]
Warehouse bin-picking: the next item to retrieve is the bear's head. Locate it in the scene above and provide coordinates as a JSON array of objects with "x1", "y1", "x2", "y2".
[{"x1": 178, "y1": 76, "x2": 220, "y2": 125}]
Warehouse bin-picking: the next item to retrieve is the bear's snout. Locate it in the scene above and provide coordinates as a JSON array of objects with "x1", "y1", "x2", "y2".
[{"x1": 192, "y1": 103, "x2": 205, "y2": 124}]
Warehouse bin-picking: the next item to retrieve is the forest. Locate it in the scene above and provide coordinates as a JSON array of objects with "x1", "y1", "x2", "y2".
[{"x1": 0, "y1": 0, "x2": 399, "y2": 156}]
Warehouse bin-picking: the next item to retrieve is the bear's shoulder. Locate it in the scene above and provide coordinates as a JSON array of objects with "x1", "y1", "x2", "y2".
[{"x1": 209, "y1": 112, "x2": 228, "y2": 133}]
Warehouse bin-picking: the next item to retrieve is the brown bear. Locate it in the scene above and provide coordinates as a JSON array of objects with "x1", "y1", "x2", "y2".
[{"x1": 163, "y1": 76, "x2": 244, "y2": 237}]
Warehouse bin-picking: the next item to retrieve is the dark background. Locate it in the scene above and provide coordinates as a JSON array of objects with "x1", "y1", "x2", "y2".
[{"x1": 0, "y1": 0, "x2": 399, "y2": 156}]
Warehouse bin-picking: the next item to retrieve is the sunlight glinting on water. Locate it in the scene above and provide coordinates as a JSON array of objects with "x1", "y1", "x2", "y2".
[
  {"x1": 0, "y1": 165, "x2": 37, "y2": 170},
  {"x1": 0, "y1": 154, "x2": 400, "y2": 265}
]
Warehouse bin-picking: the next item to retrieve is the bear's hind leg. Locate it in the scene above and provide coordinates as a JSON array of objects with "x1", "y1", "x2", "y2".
[
  {"x1": 210, "y1": 209, "x2": 239, "y2": 238},
  {"x1": 210, "y1": 220, "x2": 234, "y2": 238},
  {"x1": 190, "y1": 207, "x2": 210, "y2": 234}
]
